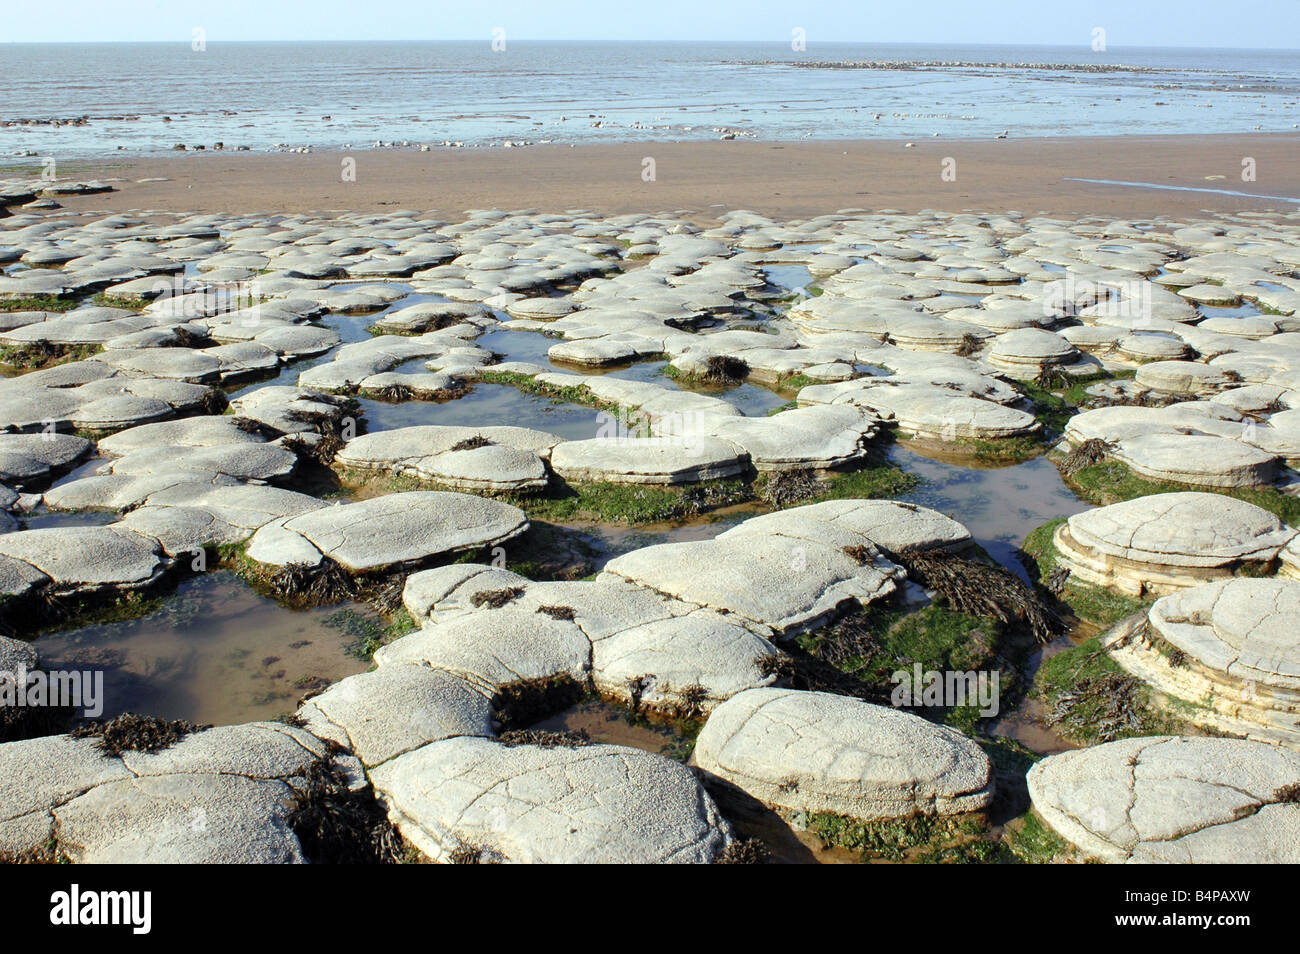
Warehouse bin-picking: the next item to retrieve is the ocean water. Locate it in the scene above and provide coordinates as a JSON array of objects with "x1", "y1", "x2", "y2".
[{"x1": 1, "y1": 41, "x2": 1298, "y2": 159}]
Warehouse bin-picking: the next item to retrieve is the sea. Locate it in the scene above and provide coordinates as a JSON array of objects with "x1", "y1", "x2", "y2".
[{"x1": 0, "y1": 41, "x2": 1297, "y2": 159}]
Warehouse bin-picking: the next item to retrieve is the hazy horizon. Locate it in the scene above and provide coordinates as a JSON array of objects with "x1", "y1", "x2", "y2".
[{"x1": 1, "y1": 0, "x2": 1297, "y2": 49}]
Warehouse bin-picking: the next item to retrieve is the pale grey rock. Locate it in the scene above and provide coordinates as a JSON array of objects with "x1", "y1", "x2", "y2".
[
  {"x1": 592, "y1": 609, "x2": 776, "y2": 712},
  {"x1": 1027, "y1": 736, "x2": 1300, "y2": 863},
  {"x1": 297, "y1": 664, "x2": 493, "y2": 767},
  {"x1": 695, "y1": 688, "x2": 995, "y2": 820},
  {"x1": 376, "y1": 608, "x2": 592, "y2": 693},
  {"x1": 371, "y1": 737, "x2": 732, "y2": 863},
  {"x1": 1054, "y1": 492, "x2": 1297, "y2": 595},
  {"x1": 248, "y1": 491, "x2": 528, "y2": 572},
  {"x1": 0, "y1": 526, "x2": 166, "y2": 593},
  {"x1": 550, "y1": 436, "x2": 746, "y2": 485}
]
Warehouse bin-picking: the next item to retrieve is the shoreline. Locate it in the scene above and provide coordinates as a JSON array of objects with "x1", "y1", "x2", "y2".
[{"x1": 17, "y1": 133, "x2": 1300, "y2": 218}]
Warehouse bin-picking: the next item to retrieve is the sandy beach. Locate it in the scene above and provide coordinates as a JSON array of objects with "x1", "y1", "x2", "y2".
[
  {"x1": 34, "y1": 133, "x2": 1300, "y2": 218},
  {"x1": 5, "y1": 18, "x2": 1300, "y2": 880}
]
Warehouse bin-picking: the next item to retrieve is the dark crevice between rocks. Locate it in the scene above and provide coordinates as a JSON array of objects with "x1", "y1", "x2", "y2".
[
  {"x1": 286, "y1": 744, "x2": 415, "y2": 864},
  {"x1": 491, "y1": 674, "x2": 587, "y2": 733},
  {"x1": 498, "y1": 728, "x2": 591, "y2": 748},
  {"x1": 0, "y1": 691, "x2": 75, "y2": 744}
]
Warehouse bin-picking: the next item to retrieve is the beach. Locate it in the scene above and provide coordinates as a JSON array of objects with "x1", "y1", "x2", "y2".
[
  {"x1": 4, "y1": 29, "x2": 1300, "y2": 873},
  {"x1": 31, "y1": 133, "x2": 1300, "y2": 218}
]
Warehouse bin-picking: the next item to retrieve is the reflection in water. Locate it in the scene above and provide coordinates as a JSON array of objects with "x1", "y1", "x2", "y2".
[
  {"x1": 889, "y1": 443, "x2": 1090, "y2": 580},
  {"x1": 35, "y1": 572, "x2": 371, "y2": 725},
  {"x1": 358, "y1": 383, "x2": 605, "y2": 440}
]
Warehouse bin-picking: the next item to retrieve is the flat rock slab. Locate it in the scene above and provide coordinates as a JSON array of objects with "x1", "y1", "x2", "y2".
[
  {"x1": 592, "y1": 609, "x2": 776, "y2": 712},
  {"x1": 371, "y1": 737, "x2": 733, "y2": 863},
  {"x1": 549, "y1": 436, "x2": 747, "y2": 485},
  {"x1": 732, "y1": 499, "x2": 972, "y2": 555},
  {"x1": 804, "y1": 381, "x2": 1040, "y2": 441},
  {"x1": 247, "y1": 491, "x2": 528, "y2": 572},
  {"x1": 695, "y1": 688, "x2": 995, "y2": 821},
  {"x1": 1056, "y1": 492, "x2": 1297, "y2": 595},
  {"x1": 602, "y1": 513, "x2": 902, "y2": 633},
  {"x1": 1027, "y1": 736, "x2": 1300, "y2": 863},
  {"x1": 298, "y1": 663, "x2": 494, "y2": 767},
  {"x1": 0, "y1": 433, "x2": 92, "y2": 487},
  {"x1": 336, "y1": 425, "x2": 560, "y2": 493},
  {"x1": 671, "y1": 404, "x2": 878, "y2": 472},
  {"x1": 375, "y1": 608, "x2": 592, "y2": 694},
  {"x1": 0, "y1": 526, "x2": 166, "y2": 592},
  {"x1": 1113, "y1": 432, "x2": 1277, "y2": 489},
  {"x1": 54, "y1": 773, "x2": 304, "y2": 864},
  {"x1": 1149, "y1": 577, "x2": 1300, "y2": 692}
]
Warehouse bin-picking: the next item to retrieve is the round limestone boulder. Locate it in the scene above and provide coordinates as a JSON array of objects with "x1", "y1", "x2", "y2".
[
  {"x1": 0, "y1": 526, "x2": 167, "y2": 593},
  {"x1": 1027, "y1": 736, "x2": 1300, "y2": 863},
  {"x1": 550, "y1": 436, "x2": 747, "y2": 485},
  {"x1": 370, "y1": 737, "x2": 734, "y2": 863},
  {"x1": 695, "y1": 687, "x2": 995, "y2": 821},
  {"x1": 1106, "y1": 578, "x2": 1300, "y2": 746},
  {"x1": 592, "y1": 609, "x2": 777, "y2": 713},
  {"x1": 296, "y1": 663, "x2": 494, "y2": 768},
  {"x1": 1054, "y1": 492, "x2": 1297, "y2": 595},
  {"x1": 1112, "y1": 432, "x2": 1278, "y2": 488},
  {"x1": 985, "y1": 328, "x2": 1079, "y2": 373},
  {"x1": 247, "y1": 491, "x2": 527, "y2": 573},
  {"x1": 375, "y1": 608, "x2": 592, "y2": 693}
]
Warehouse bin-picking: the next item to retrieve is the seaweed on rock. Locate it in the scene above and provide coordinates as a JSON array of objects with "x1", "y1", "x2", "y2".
[
  {"x1": 891, "y1": 547, "x2": 1063, "y2": 644},
  {"x1": 70, "y1": 712, "x2": 209, "y2": 756}
]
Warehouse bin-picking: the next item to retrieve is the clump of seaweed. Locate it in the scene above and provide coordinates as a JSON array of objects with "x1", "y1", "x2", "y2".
[
  {"x1": 71, "y1": 712, "x2": 209, "y2": 756},
  {"x1": 1046, "y1": 565, "x2": 1072, "y2": 596},
  {"x1": 451, "y1": 434, "x2": 493, "y2": 452},
  {"x1": 955, "y1": 334, "x2": 984, "y2": 358},
  {"x1": 701, "y1": 355, "x2": 749, "y2": 385},
  {"x1": 892, "y1": 547, "x2": 1063, "y2": 644},
  {"x1": 499, "y1": 728, "x2": 591, "y2": 748},
  {"x1": 471, "y1": 586, "x2": 524, "y2": 609},
  {"x1": 199, "y1": 388, "x2": 229, "y2": 416},
  {"x1": 375, "y1": 383, "x2": 414, "y2": 402},
  {"x1": 536, "y1": 605, "x2": 576, "y2": 620},
  {"x1": 672, "y1": 683, "x2": 709, "y2": 722},
  {"x1": 714, "y1": 838, "x2": 773, "y2": 864},
  {"x1": 678, "y1": 479, "x2": 752, "y2": 515},
  {"x1": 1034, "y1": 365, "x2": 1072, "y2": 391},
  {"x1": 447, "y1": 841, "x2": 498, "y2": 864},
  {"x1": 1274, "y1": 782, "x2": 1300, "y2": 804},
  {"x1": 1046, "y1": 670, "x2": 1145, "y2": 742},
  {"x1": 230, "y1": 416, "x2": 278, "y2": 438},
  {"x1": 760, "y1": 468, "x2": 826, "y2": 508},
  {"x1": 268, "y1": 559, "x2": 359, "y2": 606},
  {"x1": 286, "y1": 751, "x2": 406, "y2": 863},
  {"x1": 841, "y1": 544, "x2": 875, "y2": 566},
  {"x1": 1059, "y1": 438, "x2": 1114, "y2": 476},
  {"x1": 172, "y1": 325, "x2": 213, "y2": 348}
]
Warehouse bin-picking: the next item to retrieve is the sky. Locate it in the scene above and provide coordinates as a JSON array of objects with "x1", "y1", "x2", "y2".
[{"x1": 1, "y1": 0, "x2": 1297, "y2": 47}]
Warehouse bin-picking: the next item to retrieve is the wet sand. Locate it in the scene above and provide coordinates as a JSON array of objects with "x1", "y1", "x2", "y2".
[{"x1": 27, "y1": 133, "x2": 1300, "y2": 218}]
